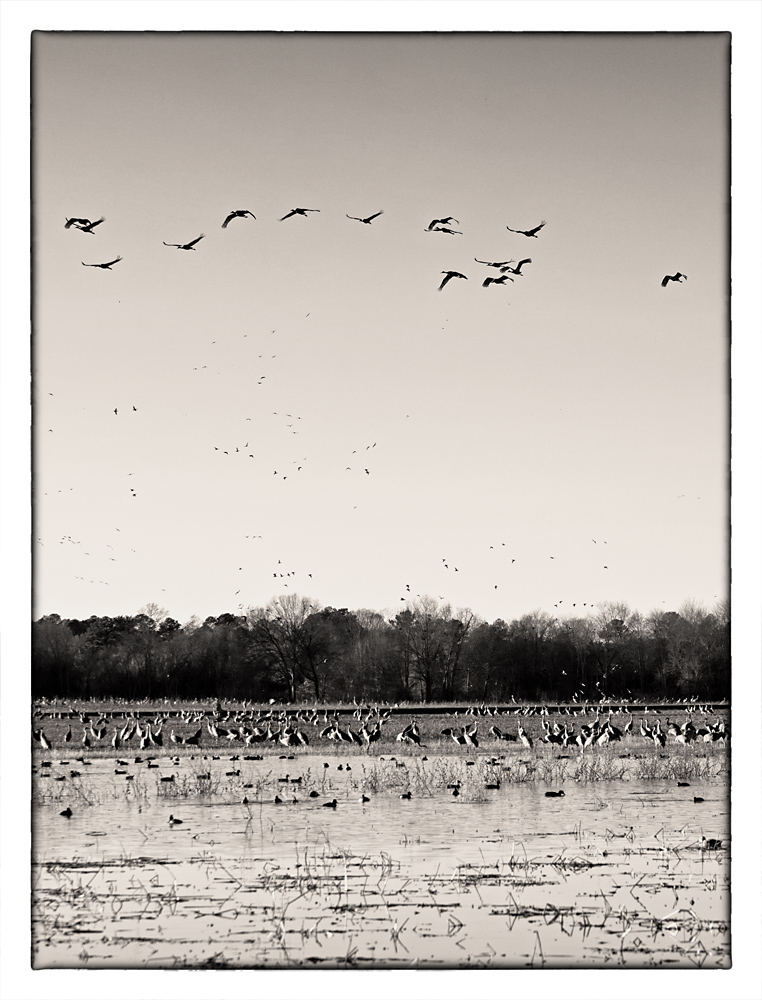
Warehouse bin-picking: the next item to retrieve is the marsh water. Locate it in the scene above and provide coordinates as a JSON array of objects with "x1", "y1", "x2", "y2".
[{"x1": 32, "y1": 750, "x2": 730, "y2": 969}]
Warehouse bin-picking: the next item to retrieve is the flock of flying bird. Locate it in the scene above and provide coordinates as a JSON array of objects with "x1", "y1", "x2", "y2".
[
  {"x1": 66, "y1": 210, "x2": 686, "y2": 289},
  {"x1": 51, "y1": 205, "x2": 689, "y2": 616}
]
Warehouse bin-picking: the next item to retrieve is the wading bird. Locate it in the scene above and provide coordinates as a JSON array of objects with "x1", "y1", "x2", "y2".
[
  {"x1": 438, "y1": 270, "x2": 467, "y2": 291},
  {"x1": 346, "y1": 210, "x2": 383, "y2": 224},
  {"x1": 661, "y1": 272, "x2": 687, "y2": 287},
  {"x1": 163, "y1": 235, "x2": 204, "y2": 250},
  {"x1": 222, "y1": 210, "x2": 256, "y2": 228},
  {"x1": 506, "y1": 220, "x2": 546, "y2": 237},
  {"x1": 279, "y1": 208, "x2": 320, "y2": 221},
  {"x1": 82, "y1": 256, "x2": 122, "y2": 269}
]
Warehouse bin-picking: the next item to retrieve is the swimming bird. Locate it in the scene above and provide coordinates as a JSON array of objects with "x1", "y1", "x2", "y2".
[
  {"x1": 545, "y1": 790, "x2": 565, "y2": 797},
  {"x1": 323, "y1": 798, "x2": 338, "y2": 808},
  {"x1": 482, "y1": 274, "x2": 513, "y2": 287},
  {"x1": 346, "y1": 210, "x2": 383, "y2": 224},
  {"x1": 701, "y1": 837, "x2": 722, "y2": 850},
  {"x1": 427, "y1": 217, "x2": 459, "y2": 230},
  {"x1": 82, "y1": 256, "x2": 122, "y2": 269},
  {"x1": 506, "y1": 220, "x2": 546, "y2": 237},
  {"x1": 163, "y1": 235, "x2": 204, "y2": 250},
  {"x1": 168, "y1": 814, "x2": 183, "y2": 825},
  {"x1": 222, "y1": 210, "x2": 256, "y2": 228},
  {"x1": 661, "y1": 272, "x2": 687, "y2": 286},
  {"x1": 60, "y1": 807, "x2": 73, "y2": 818},
  {"x1": 438, "y1": 271, "x2": 467, "y2": 291},
  {"x1": 399, "y1": 791, "x2": 412, "y2": 800},
  {"x1": 280, "y1": 208, "x2": 320, "y2": 221},
  {"x1": 359, "y1": 794, "x2": 370, "y2": 803}
]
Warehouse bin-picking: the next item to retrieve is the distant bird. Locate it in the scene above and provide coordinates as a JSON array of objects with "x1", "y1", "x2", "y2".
[
  {"x1": 506, "y1": 220, "x2": 546, "y2": 237},
  {"x1": 222, "y1": 210, "x2": 256, "y2": 228},
  {"x1": 475, "y1": 258, "x2": 515, "y2": 269},
  {"x1": 544, "y1": 790, "x2": 565, "y2": 798},
  {"x1": 346, "y1": 210, "x2": 383, "y2": 224},
  {"x1": 163, "y1": 235, "x2": 204, "y2": 250},
  {"x1": 427, "y1": 217, "x2": 459, "y2": 231},
  {"x1": 280, "y1": 208, "x2": 320, "y2": 221},
  {"x1": 661, "y1": 272, "x2": 687, "y2": 287},
  {"x1": 439, "y1": 271, "x2": 468, "y2": 291},
  {"x1": 501, "y1": 258, "x2": 532, "y2": 275},
  {"x1": 168, "y1": 814, "x2": 183, "y2": 825},
  {"x1": 482, "y1": 274, "x2": 513, "y2": 287},
  {"x1": 114, "y1": 408, "x2": 118, "y2": 415},
  {"x1": 429, "y1": 226, "x2": 462, "y2": 235},
  {"x1": 82, "y1": 256, "x2": 122, "y2": 269},
  {"x1": 65, "y1": 217, "x2": 101, "y2": 230},
  {"x1": 322, "y1": 798, "x2": 338, "y2": 808},
  {"x1": 77, "y1": 216, "x2": 107, "y2": 234},
  {"x1": 60, "y1": 807, "x2": 73, "y2": 818}
]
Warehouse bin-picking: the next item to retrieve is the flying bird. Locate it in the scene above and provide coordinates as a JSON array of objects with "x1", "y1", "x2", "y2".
[
  {"x1": 506, "y1": 220, "x2": 546, "y2": 237},
  {"x1": 438, "y1": 271, "x2": 468, "y2": 291},
  {"x1": 427, "y1": 217, "x2": 459, "y2": 231},
  {"x1": 501, "y1": 258, "x2": 532, "y2": 275},
  {"x1": 482, "y1": 274, "x2": 513, "y2": 287},
  {"x1": 475, "y1": 258, "x2": 515, "y2": 269},
  {"x1": 163, "y1": 234, "x2": 204, "y2": 250},
  {"x1": 346, "y1": 210, "x2": 383, "y2": 224},
  {"x1": 279, "y1": 208, "x2": 320, "y2": 221},
  {"x1": 222, "y1": 210, "x2": 256, "y2": 228},
  {"x1": 661, "y1": 272, "x2": 687, "y2": 286},
  {"x1": 65, "y1": 217, "x2": 100, "y2": 230},
  {"x1": 428, "y1": 226, "x2": 462, "y2": 235},
  {"x1": 82, "y1": 256, "x2": 122, "y2": 269},
  {"x1": 76, "y1": 216, "x2": 106, "y2": 234}
]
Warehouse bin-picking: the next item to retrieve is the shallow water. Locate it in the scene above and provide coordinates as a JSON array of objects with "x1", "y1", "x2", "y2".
[{"x1": 32, "y1": 749, "x2": 730, "y2": 968}]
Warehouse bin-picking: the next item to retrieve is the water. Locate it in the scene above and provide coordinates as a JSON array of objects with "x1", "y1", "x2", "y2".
[{"x1": 32, "y1": 750, "x2": 730, "y2": 968}]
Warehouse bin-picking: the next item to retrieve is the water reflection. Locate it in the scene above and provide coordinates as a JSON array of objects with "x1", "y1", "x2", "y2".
[{"x1": 33, "y1": 751, "x2": 729, "y2": 969}]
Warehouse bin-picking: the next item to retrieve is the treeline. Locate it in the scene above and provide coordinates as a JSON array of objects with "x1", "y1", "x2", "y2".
[{"x1": 32, "y1": 595, "x2": 730, "y2": 704}]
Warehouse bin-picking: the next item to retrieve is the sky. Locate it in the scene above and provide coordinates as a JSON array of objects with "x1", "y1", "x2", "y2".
[{"x1": 30, "y1": 30, "x2": 730, "y2": 626}]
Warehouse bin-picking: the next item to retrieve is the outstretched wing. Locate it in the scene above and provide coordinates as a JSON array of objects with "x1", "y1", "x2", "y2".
[
  {"x1": 105, "y1": 257, "x2": 122, "y2": 267},
  {"x1": 661, "y1": 275, "x2": 671, "y2": 287},
  {"x1": 89, "y1": 216, "x2": 106, "y2": 230},
  {"x1": 346, "y1": 215, "x2": 362, "y2": 222},
  {"x1": 482, "y1": 277, "x2": 494, "y2": 287},
  {"x1": 65, "y1": 217, "x2": 90, "y2": 229},
  {"x1": 527, "y1": 221, "x2": 546, "y2": 236},
  {"x1": 438, "y1": 274, "x2": 452, "y2": 291},
  {"x1": 222, "y1": 213, "x2": 235, "y2": 228},
  {"x1": 365, "y1": 211, "x2": 384, "y2": 222},
  {"x1": 163, "y1": 242, "x2": 180, "y2": 247},
  {"x1": 280, "y1": 210, "x2": 297, "y2": 221},
  {"x1": 186, "y1": 234, "x2": 204, "y2": 248},
  {"x1": 517, "y1": 258, "x2": 532, "y2": 269}
]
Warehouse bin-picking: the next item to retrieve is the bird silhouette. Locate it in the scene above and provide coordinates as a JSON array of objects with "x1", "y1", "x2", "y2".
[
  {"x1": 427, "y1": 217, "x2": 459, "y2": 231},
  {"x1": 280, "y1": 208, "x2": 320, "y2": 221},
  {"x1": 475, "y1": 257, "x2": 515, "y2": 269},
  {"x1": 501, "y1": 258, "x2": 532, "y2": 274},
  {"x1": 163, "y1": 235, "x2": 204, "y2": 250},
  {"x1": 346, "y1": 211, "x2": 383, "y2": 224},
  {"x1": 82, "y1": 256, "x2": 122, "y2": 269},
  {"x1": 67, "y1": 216, "x2": 105, "y2": 233},
  {"x1": 428, "y1": 226, "x2": 462, "y2": 235},
  {"x1": 222, "y1": 210, "x2": 256, "y2": 228},
  {"x1": 661, "y1": 272, "x2": 687, "y2": 286},
  {"x1": 482, "y1": 274, "x2": 513, "y2": 287},
  {"x1": 506, "y1": 221, "x2": 546, "y2": 237},
  {"x1": 439, "y1": 271, "x2": 468, "y2": 291}
]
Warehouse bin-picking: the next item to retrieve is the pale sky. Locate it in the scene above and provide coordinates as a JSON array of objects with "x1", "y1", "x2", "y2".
[{"x1": 31, "y1": 30, "x2": 731, "y2": 624}]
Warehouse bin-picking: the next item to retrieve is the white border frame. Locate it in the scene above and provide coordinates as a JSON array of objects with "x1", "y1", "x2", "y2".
[{"x1": 2, "y1": 4, "x2": 760, "y2": 1000}]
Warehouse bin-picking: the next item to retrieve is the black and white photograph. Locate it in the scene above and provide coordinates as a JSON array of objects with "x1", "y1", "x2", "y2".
[{"x1": 2, "y1": 2, "x2": 761, "y2": 998}]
